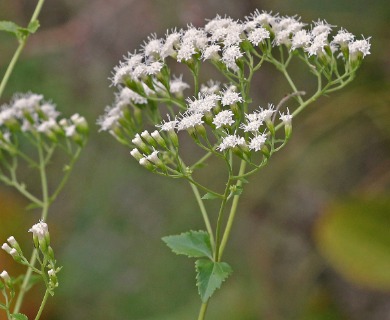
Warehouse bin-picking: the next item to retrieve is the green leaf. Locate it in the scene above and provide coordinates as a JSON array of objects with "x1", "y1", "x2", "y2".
[
  {"x1": 0, "y1": 21, "x2": 20, "y2": 35},
  {"x1": 201, "y1": 192, "x2": 220, "y2": 200},
  {"x1": 0, "y1": 302, "x2": 6, "y2": 310},
  {"x1": 315, "y1": 196, "x2": 390, "y2": 291},
  {"x1": 162, "y1": 230, "x2": 213, "y2": 259},
  {"x1": 0, "y1": 20, "x2": 40, "y2": 40},
  {"x1": 27, "y1": 20, "x2": 40, "y2": 34},
  {"x1": 195, "y1": 259, "x2": 233, "y2": 302},
  {"x1": 11, "y1": 313, "x2": 28, "y2": 320}
]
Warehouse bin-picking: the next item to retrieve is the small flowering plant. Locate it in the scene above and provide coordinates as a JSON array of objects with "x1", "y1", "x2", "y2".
[
  {"x1": 0, "y1": 1, "x2": 88, "y2": 319},
  {"x1": 99, "y1": 10, "x2": 370, "y2": 319}
]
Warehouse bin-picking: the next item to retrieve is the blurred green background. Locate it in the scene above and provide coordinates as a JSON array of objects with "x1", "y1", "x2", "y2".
[{"x1": 0, "y1": 0, "x2": 389, "y2": 319}]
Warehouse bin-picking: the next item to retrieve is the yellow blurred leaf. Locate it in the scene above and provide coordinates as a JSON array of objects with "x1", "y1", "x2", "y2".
[{"x1": 315, "y1": 196, "x2": 390, "y2": 291}]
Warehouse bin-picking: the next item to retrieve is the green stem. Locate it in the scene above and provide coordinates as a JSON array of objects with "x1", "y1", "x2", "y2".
[
  {"x1": 49, "y1": 147, "x2": 82, "y2": 204},
  {"x1": 13, "y1": 141, "x2": 49, "y2": 314},
  {"x1": 197, "y1": 301, "x2": 209, "y2": 320},
  {"x1": 218, "y1": 160, "x2": 246, "y2": 260},
  {"x1": 0, "y1": 0, "x2": 46, "y2": 99},
  {"x1": 189, "y1": 182, "x2": 215, "y2": 249},
  {"x1": 214, "y1": 176, "x2": 233, "y2": 261},
  {"x1": 12, "y1": 250, "x2": 38, "y2": 314},
  {"x1": 34, "y1": 289, "x2": 49, "y2": 320}
]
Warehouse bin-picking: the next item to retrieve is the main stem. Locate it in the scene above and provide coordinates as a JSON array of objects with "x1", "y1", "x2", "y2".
[
  {"x1": 13, "y1": 141, "x2": 49, "y2": 314},
  {"x1": 34, "y1": 290, "x2": 49, "y2": 320},
  {"x1": 218, "y1": 160, "x2": 246, "y2": 260}
]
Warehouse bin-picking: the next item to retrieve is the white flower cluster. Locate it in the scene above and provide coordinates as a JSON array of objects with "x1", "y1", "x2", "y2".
[
  {"x1": 101, "y1": 9, "x2": 371, "y2": 172},
  {"x1": 99, "y1": 10, "x2": 370, "y2": 138},
  {"x1": 110, "y1": 10, "x2": 370, "y2": 84},
  {"x1": 0, "y1": 93, "x2": 88, "y2": 147}
]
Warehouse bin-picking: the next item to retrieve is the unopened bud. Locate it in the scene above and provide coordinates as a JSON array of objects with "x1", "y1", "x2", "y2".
[{"x1": 151, "y1": 130, "x2": 167, "y2": 148}]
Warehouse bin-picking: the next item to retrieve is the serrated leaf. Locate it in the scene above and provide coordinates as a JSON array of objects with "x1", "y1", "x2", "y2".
[
  {"x1": 201, "y1": 192, "x2": 220, "y2": 200},
  {"x1": 195, "y1": 259, "x2": 233, "y2": 302},
  {"x1": 162, "y1": 230, "x2": 213, "y2": 259},
  {"x1": 0, "y1": 20, "x2": 40, "y2": 40},
  {"x1": 0, "y1": 21, "x2": 20, "y2": 35},
  {"x1": 11, "y1": 313, "x2": 28, "y2": 320}
]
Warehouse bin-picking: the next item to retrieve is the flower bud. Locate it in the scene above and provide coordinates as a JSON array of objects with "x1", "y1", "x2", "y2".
[
  {"x1": 132, "y1": 134, "x2": 150, "y2": 154},
  {"x1": 139, "y1": 157, "x2": 154, "y2": 171},
  {"x1": 141, "y1": 130, "x2": 157, "y2": 147},
  {"x1": 130, "y1": 148, "x2": 143, "y2": 161},
  {"x1": 151, "y1": 130, "x2": 167, "y2": 148},
  {"x1": 2, "y1": 243, "x2": 12, "y2": 254},
  {"x1": 0, "y1": 270, "x2": 11, "y2": 287}
]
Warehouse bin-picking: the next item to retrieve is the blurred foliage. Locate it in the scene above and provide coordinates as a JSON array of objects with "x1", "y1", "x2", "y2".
[
  {"x1": 315, "y1": 197, "x2": 390, "y2": 291},
  {"x1": 0, "y1": 0, "x2": 389, "y2": 319}
]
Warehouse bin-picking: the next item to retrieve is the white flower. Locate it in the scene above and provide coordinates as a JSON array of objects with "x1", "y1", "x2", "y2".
[
  {"x1": 200, "y1": 80, "x2": 221, "y2": 94},
  {"x1": 247, "y1": 27, "x2": 270, "y2": 46},
  {"x1": 117, "y1": 87, "x2": 147, "y2": 106},
  {"x1": 142, "y1": 34, "x2": 162, "y2": 58},
  {"x1": 349, "y1": 37, "x2": 371, "y2": 59},
  {"x1": 65, "y1": 124, "x2": 77, "y2": 137},
  {"x1": 213, "y1": 110, "x2": 235, "y2": 128},
  {"x1": 202, "y1": 44, "x2": 221, "y2": 61},
  {"x1": 37, "y1": 119, "x2": 58, "y2": 133},
  {"x1": 217, "y1": 134, "x2": 246, "y2": 151},
  {"x1": 291, "y1": 30, "x2": 312, "y2": 50},
  {"x1": 156, "y1": 115, "x2": 178, "y2": 132},
  {"x1": 221, "y1": 87, "x2": 243, "y2": 106},
  {"x1": 311, "y1": 20, "x2": 335, "y2": 37},
  {"x1": 222, "y1": 45, "x2": 243, "y2": 71},
  {"x1": 240, "y1": 119, "x2": 263, "y2": 132},
  {"x1": 97, "y1": 105, "x2": 122, "y2": 132},
  {"x1": 249, "y1": 133, "x2": 267, "y2": 151},
  {"x1": 169, "y1": 75, "x2": 190, "y2": 96},
  {"x1": 305, "y1": 33, "x2": 328, "y2": 57},
  {"x1": 246, "y1": 10, "x2": 276, "y2": 26},
  {"x1": 0, "y1": 107, "x2": 16, "y2": 126},
  {"x1": 223, "y1": 23, "x2": 245, "y2": 47},
  {"x1": 177, "y1": 42, "x2": 196, "y2": 62},
  {"x1": 40, "y1": 103, "x2": 60, "y2": 120},
  {"x1": 205, "y1": 15, "x2": 235, "y2": 34},
  {"x1": 331, "y1": 28, "x2": 354, "y2": 48},
  {"x1": 29, "y1": 221, "x2": 49, "y2": 240},
  {"x1": 161, "y1": 30, "x2": 181, "y2": 58},
  {"x1": 12, "y1": 93, "x2": 43, "y2": 116},
  {"x1": 145, "y1": 61, "x2": 164, "y2": 76},
  {"x1": 186, "y1": 94, "x2": 220, "y2": 114},
  {"x1": 279, "y1": 108, "x2": 292, "y2": 124},
  {"x1": 177, "y1": 113, "x2": 204, "y2": 131},
  {"x1": 258, "y1": 104, "x2": 276, "y2": 121}
]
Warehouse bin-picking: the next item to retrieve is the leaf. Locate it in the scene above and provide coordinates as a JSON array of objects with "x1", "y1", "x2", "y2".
[
  {"x1": 314, "y1": 196, "x2": 390, "y2": 291},
  {"x1": 11, "y1": 314, "x2": 28, "y2": 320},
  {"x1": 0, "y1": 20, "x2": 40, "y2": 40},
  {"x1": 0, "y1": 21, "x2": 20, "y2": 35},
  {"x1": 195, "y1": 259, "x2": 233, "y2": 302},
  {"x1": 0, "y1": 302, "x2": 6, "y2": 310},
  {"x1": 162, "y1": 230, "x2": 213, "y2": 259},
  {"x1": 27, "y1": 20, "x2": 40, "y2": 34},
  {"x1": 201, "y1": 192, "x2": 220, "y2": 200}
]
